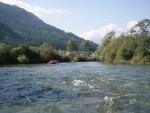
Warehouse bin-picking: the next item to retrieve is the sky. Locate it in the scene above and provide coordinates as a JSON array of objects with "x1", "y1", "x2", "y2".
[{"x1": 0, "y1": 0, "x2": 150, "y2": 44}]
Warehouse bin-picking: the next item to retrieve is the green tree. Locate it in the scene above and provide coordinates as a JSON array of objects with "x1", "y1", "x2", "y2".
[
  {"x1": 79, "y1": 41, "x2": 89, "y2": 52},
  {"x1": 0, "y1": 43, "x2": 11, "y2": 64},
  {"x1": 66, "y1": 40, "x2": 75, "y2": 51},
  {"x1": 11, "y1": 45, "x2": 27, "y2": 63},
  {"x1": 39, "y1": 43, "x2": 54, "y2": 62},
  {"x1": 116, "y1": 38, "x2": 137, "y2": 61},
  {"x1": 11, "y1": 44, "x2": 41, "y2": 63},
  {"x1": 95, "y1": 31, "x2": 115, "y2": 61},
  {"x1": 17, "y1": 55, "x2": 29, "y2": 63},
  {"x1": 101, "y1": 31, "x2": 115, "y2": 46},
  {"x1": 106, "y1": 35, "x2": 126, "y2": 62},
  {"x1": 131, "y1": 35, "x2": 150, "y2": 63}
]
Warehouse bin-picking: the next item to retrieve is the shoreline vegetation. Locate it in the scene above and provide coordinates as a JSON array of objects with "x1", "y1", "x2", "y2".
[
  {"x1": 0, "y1": 42, "x2": 96, "y2": 65},
  {"x1": 1, "y1": 19, "x2": 150, "y2": 65},
  {"x1": 94, "y1": 19, "x2": 150, "y2": 64},
  {"x1": 1, "y1": 39, "x2": 150, "y2": 65}
]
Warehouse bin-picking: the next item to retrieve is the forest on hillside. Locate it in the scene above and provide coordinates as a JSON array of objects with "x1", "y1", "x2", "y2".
[{"x1": 0, "y1": 2, "x2": 97, "y2": 51}]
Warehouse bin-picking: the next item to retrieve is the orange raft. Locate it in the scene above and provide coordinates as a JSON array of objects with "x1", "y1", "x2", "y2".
[{"x1": 48, "y1": 60, "x2": 58, "y2": 64}]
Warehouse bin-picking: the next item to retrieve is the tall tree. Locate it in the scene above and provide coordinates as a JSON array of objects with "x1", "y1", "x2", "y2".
[
  {"x1": 80, "y1": 41, "x2": 89, "y2": 52},
  {"x1": 66, "y1": 40, "x2": 75, "y2": 51},
  {"x1": 95, "y1": 31, "x2": 115, "y2": 61},
  {"x1": 39, "y1": 43, "x2": 54, "y2": 62},
  {"x1": 0, "y1": 43, "x2": 11, "y2": 64}
]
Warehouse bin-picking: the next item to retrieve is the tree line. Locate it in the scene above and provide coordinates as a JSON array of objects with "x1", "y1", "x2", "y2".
[
  {"x1": 94, "y1": 31, "x2": 150, "y2": 64},
  {"x1": 0, "y1": 40, "x2": 93, "y2": 65},
  {"x1": 66, "y1": 39, "x2": 89, "y2": 51}
]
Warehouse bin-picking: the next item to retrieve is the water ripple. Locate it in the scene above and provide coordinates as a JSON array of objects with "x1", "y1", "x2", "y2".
[{"x1": 0, "y1": 62, "x2": 150, "y2": 113}]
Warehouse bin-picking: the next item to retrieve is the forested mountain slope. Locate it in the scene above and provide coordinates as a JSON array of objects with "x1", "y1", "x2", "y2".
[{"x1": 0, "y1": 2, "x2": 97, "y2": 50}]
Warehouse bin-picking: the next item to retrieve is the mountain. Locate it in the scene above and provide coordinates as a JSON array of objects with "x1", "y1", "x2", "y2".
[
  {"x1": 0, "y1": 21, "x2": 25, "y2": 46},
  {"x1": 0, "y1": 2, "x2": 97, "y2": 51}
]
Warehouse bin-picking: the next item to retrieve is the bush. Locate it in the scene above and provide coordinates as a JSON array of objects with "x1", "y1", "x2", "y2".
[
  {"x1": 17, "y1": 55, "x2": 29, "y2": 63},
  {"x1": 73, "y1": 56, "x2": 87, "y2": 62}
]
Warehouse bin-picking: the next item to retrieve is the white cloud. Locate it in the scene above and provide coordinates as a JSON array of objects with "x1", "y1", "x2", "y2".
[
  {"x1": 126, "y1": 21, "x2": 138, "y2": 30},
  {"x1": 79, "y1": 24, "x2": 123, "y2": 44},
  {"x1": 0, "y1": 0, "x2": 68, "y2": 18},
  {"x1": 79, "y1": 21, "x2": 138, "y2": 44}
]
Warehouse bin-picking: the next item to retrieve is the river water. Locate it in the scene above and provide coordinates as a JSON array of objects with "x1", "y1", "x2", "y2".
[{"x1": 0, "y1": 62, "x2": 150, "y2": 113}]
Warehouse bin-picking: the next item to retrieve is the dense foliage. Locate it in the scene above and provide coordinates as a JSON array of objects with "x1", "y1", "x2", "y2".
[
  {"x1": 0, "y1": 43, "x2": 11, "y2": 64},
  {"x1": 0, "y1": 21, "x2": 24, "y2": 46},
  {"x1": 66, "y1": 40, "x2": 75, "y2": 51},
  {"x1": 79, "y1": 41, "x2": 89, "y2": 52},
  {"x1": 95, "y1": 19, "x2": 150, "y2": 64},
  {"x1": 0, "y1": 42, "x2": 95, "y2": 65},
  {"x1": 0, "y1": 2, "x2": 97, "y2": 51}
]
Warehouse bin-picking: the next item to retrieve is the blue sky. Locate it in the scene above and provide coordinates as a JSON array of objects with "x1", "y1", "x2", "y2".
[{"x1": 0, "y1": 0, "x2": 150, "y2": 43}]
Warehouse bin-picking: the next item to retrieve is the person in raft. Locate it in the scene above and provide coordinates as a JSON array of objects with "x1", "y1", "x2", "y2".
[{"x1": 48, "y1": 59, "x2": 58, "y2": 64}]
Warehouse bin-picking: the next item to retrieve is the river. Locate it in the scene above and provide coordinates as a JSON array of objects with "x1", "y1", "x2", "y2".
[{"x1": 0, "y1": 62, "x2": 150, "y2": 113}]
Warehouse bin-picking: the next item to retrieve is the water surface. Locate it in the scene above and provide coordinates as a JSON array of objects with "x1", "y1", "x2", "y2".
[{"x1": 0, "y1": 62, "x2": 150, "y2": 113}]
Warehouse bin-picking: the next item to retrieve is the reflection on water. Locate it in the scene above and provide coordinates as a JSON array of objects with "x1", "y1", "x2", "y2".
[{"x1": 0, "y1": 62, "x2": 150, "y2": 113}]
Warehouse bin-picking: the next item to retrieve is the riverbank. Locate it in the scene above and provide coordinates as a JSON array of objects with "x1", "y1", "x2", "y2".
[
  {"x1": 0, "y1": 43, "x2": 96, "y2": 65},
  {"x1": 99, "y1": 59, "x2": 150, "y2": 64}
]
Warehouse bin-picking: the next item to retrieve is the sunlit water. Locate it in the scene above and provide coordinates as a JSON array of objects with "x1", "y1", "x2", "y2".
[{"x1": 0, "y1": 62, "x2": 150, "y2": 113}]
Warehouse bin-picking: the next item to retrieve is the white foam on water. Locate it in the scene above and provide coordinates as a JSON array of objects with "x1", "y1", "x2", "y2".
[
  {"x1": 72, "y1": 80, "x2": 84, "y2": 86},
  {"x1": 129, "y1": 99, "x2": 136, "y2": 104},
  {"x1": 72, "y1": 80, "x2": 94, "y2": 89},
  {"x1": 62, "y1": 81, "x2": 66, "y2": 84},
  {"x1": 98, "y1": 77, "x2": 114, "y2": 84},
  {"x1": 103, "y1": 96, "x2": 115, "y2": 113},
  {"x1": 23, "y1": 97, "x2": 31, "y2": 104},
  {"x1": 104, "y1": 96, "x2": 114, "y2": 105},
  {"x1": 87, "y1": 84, "x2": 94, "y2": 89}
]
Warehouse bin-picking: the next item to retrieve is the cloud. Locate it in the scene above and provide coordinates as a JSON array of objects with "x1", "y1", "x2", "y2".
[
  {"x1": 79, "y1": 24, "x2": 123, "y2": 44},
  {"x1": 126, "y1": 21, "x2": 138, "y2": 30},
  {"x1": 79, "y1": 21, "x2": 138, "y2": 44},
  {"x1": 0, "y1": 0, "x2": 68, "y2": 18}
]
